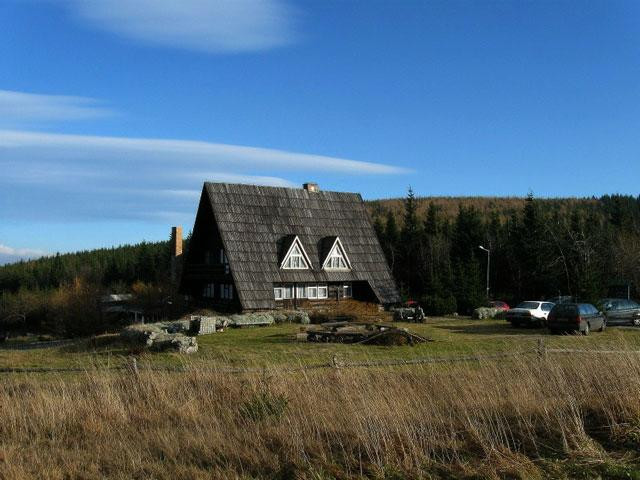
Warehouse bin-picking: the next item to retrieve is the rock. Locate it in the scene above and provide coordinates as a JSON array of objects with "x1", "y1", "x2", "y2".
[
  {"x1": 149, "y1": 333, "x2": 198, "y2": 354},
  {"x1": 120, "y1": 323, "x2": 164, "y2": 346},
  {"x1": 121, "y1": 323, "x2": 198, "y2": 353},
  {"x1": 472, "y1": 307, "x2": 500, "y2": 320},
  {"x1": 280, "y1": 310, "x2": 310, "y2": 325},
  {"x1": 230, "y1": 313, "x2": 274, "y2": 327},
  {"x1": 189, "y1": 316, "x2": 229, "y2": 334}
]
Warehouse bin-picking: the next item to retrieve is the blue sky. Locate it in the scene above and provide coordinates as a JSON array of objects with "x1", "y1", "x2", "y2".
[{"x1": 1, "y1": 0, "x2": 639, "y2": 263}]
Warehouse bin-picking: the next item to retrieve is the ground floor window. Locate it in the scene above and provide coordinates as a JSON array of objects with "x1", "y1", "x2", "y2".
[
  {"x1": 343, "y1": 284, "x2": 352, "y2": 298},
  {"x1": 203, "y1": 283, "x2": 215, "y2": 298},
  {"x1": 273, "y1": 283, "x2": 329, "y2": 300}
]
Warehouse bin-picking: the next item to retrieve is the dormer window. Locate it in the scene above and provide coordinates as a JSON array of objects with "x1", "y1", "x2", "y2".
[
  {"x1": 322, "y1": 237, "x2": 351, "y2": 271},
  {"x1": 280, "y1": 236, "x2": 312, "y2": 270}
]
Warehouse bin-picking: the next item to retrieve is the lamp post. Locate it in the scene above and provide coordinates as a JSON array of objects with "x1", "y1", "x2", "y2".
[{"x1": 478, "y1": 245, "x2": 490, "y2": 300}]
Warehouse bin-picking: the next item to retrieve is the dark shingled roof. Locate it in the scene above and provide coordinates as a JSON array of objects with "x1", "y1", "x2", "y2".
[{"x1": 204, "y1": 182, "x2": 400, "y2": 310}]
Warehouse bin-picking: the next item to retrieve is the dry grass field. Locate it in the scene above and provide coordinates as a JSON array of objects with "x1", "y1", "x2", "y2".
[{"x1": 1, "y1": 318, "x2": 640, "y2": 479}]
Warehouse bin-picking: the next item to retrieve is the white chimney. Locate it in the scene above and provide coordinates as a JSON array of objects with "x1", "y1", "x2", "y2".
[{"x1": 303, "y1": 182, "x2": 319, "y2": 192}]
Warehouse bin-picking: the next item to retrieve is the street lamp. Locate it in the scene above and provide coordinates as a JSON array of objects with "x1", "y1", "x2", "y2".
[{"x1": 478, "y1": 245, "x2": 490, "y2": 299}]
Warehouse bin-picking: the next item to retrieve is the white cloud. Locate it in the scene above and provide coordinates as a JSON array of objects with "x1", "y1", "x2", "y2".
[
  {"x1": 0, "y1": 129, "x2": 407, "y2": 222},
  {"x1": 0, "y1": 244, "x2": 47, "y2": 259},
  {"x1": 67, "y1": 0, "x2": 298, "y2": 53},
  {"x1": 0, "y1": 130, "x2": 406, "y2": 175},
  {"x1": 0, "y1": 90, "x2": 114, "y2": 124},
  {"x1": 173, "y1": 172, "x2": 298, "y2": 187}
]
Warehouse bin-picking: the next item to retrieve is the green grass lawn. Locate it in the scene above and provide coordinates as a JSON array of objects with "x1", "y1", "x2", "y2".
[{"x1": 2, "y1": 316, "x2": 640, "y2": 371}]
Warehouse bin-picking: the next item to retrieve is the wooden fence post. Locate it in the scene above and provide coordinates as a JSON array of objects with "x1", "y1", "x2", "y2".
[
  {"x1": 130, "y1": 356, "x2": 139, "y2": 375},
  {"x1": 537, "y1": 338, "x2": 546, "y2": 360}
]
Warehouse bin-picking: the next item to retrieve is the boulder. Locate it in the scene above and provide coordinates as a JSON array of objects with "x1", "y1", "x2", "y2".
[
  {"x1": 230, "y1": 313, "x2": 274, "y2": 327},
  {"x1": 472, "y1": 307, "x2": 500, "y2": 320},
  {"x1": 149, "y1": 333, "x2": 198, "y2": 354},
  {"x1": 279, "y1": 310, "x2": 310, "y2": 325},
  {"x1": 120, "y1": 323, "x2": 164, "y2": 346},
  {"x1": 189, "y1": 316, "x2": 229, "y2": 334},
  {"x1": 121, "y1": 323, "x2": 198, "y2": 353}
]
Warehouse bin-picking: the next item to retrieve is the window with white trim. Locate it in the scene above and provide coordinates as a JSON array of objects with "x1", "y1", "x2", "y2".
[
  {"x1": 296, "y1": 284, "x2": 306, "y2": 299},
  {"x1": 203, "y1": 283, "x2": 215, "y2": 298},
  {"x1": 283, "y1": 244, "x2": 308, "y2": 269},
  {"x1": 317, "y1": 284, "x2": 328, "y2": 299},
  {"x1": 323, "y1": 238, "x2": 351, "y2": 271},
  {"x1": 343, "y1": 285, "x2": 352, "y2": 298},
  {"x1": 307, "y1": 285, "x2": 317, "y2": 299},
  {"x1": 282, "y1": 284, "x2": 293, "y2": 299},
  {"x1": 274, "y1": 287, "x2": 283, "y2": 300},
  {"x1": 280, "y1": 236, "x2": 312, "y2": 270}
]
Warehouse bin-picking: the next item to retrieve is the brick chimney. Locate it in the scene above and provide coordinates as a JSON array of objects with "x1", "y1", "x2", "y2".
[
  {"x1": 303, "y1": 182, "x2": 319, "y2": 192},
  {"x1": 170, "y1": 226, "x2": 183, "y2": 282}
]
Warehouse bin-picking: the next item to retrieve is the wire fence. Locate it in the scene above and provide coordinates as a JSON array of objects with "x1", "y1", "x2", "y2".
[{"x1": 2, "y1": 340, "x2": 640, "y2": 375}]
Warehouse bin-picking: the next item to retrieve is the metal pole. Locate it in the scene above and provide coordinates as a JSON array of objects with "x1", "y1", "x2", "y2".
[
  {"x1": 486, "y1": 249, "x2": 490, "y2": 300},
  {"x1": 478, "y1": 245, "x2": 490, "y2": 300}
]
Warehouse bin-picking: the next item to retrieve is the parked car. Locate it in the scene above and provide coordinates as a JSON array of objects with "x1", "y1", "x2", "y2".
[
  {"x1": 547, "y1": 303, "x2": 605, "y2": 335},
  {"x1": 488, "y1": 300, "x2": 510, "y2": 311},
  {"x1": 596, "y1": 298, "x2": 640, "y2": 326},
  {"x1": 506, "y1": 301, "x2": 555, "y2": 327}
]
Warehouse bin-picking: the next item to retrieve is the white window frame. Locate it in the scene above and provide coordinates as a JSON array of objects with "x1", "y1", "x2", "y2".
[
  {"x1": 274, "y1": 287, "x2": 283, "y2": 300},
  {"x1": 282, "y1": 284, "x2": 293, "y2": 299},
  {"x1": 322, "y1": 237, "x2": 351, "y2": 271},
  {"x1": 307, "y1": 285, "x2": 318, "y2": 299},
  {"x1": 280, "y1": 236, "x2": 313, "y2": 270},
  {"x1": 317, "y1": 284, "x2": 328, "y2": 299},
  {"x1": 296, "y1": 284, "x2": 306, "y2": 299}
]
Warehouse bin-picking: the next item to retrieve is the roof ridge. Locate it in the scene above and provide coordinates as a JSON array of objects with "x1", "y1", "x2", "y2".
[{"x1": 203, "y1": 181, "x2": 360, "y2": 196}]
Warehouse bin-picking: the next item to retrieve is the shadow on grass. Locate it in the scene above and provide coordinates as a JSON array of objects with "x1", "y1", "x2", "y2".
[{"x1": 433, "y1": 321, "x2": 548, "y2": 336}]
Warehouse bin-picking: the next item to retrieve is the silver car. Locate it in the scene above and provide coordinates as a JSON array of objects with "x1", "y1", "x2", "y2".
[
  {"x1": 598, "y1": 299, "x2": 640, "y2": 326},
  {"x1": 506, "y1": 301, "x2": 555, "y2": 327}
]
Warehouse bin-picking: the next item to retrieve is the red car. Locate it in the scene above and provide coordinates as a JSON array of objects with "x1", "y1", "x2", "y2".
[{"x1": 488, "y1": 300, "x2": 510, "y2": 311}]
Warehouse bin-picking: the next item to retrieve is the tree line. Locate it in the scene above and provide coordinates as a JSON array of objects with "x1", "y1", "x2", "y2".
[
  {"x1": 1, "y1": 192, "x2": 639, "y2": 334},
  {"x1": 0, "y1": 241, "x2": 179, "y2": 335},
  {"x1": 371, "y1": 191, "x2": 640, "y2": 314}
]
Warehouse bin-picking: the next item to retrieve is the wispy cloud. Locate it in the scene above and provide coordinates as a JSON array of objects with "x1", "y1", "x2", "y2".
[
  {"x1": 0, "y1": 129, "x2": 407, "y2": 223},
  {"x1": 67, "y1": 0, "x2": 298, "y2": 54},
  {"x1": 0, "y1": 90, "x2": 115, "y2": 125},
  {"x1": 0, "y1": 130, "x2": 405, "y2": 175}
]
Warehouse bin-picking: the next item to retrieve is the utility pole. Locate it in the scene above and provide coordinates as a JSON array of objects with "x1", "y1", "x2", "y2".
[{"x1": 479, "y1": 245, "x2": 490, "y2": 299}]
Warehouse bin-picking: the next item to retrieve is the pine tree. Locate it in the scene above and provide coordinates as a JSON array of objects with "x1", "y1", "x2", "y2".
[
  {"x1": 400, "y1": 187, "x2": 423, "y2": 296},
  {"x1": 383, "y1": 211, "x2": 399, "y2": 274}
]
